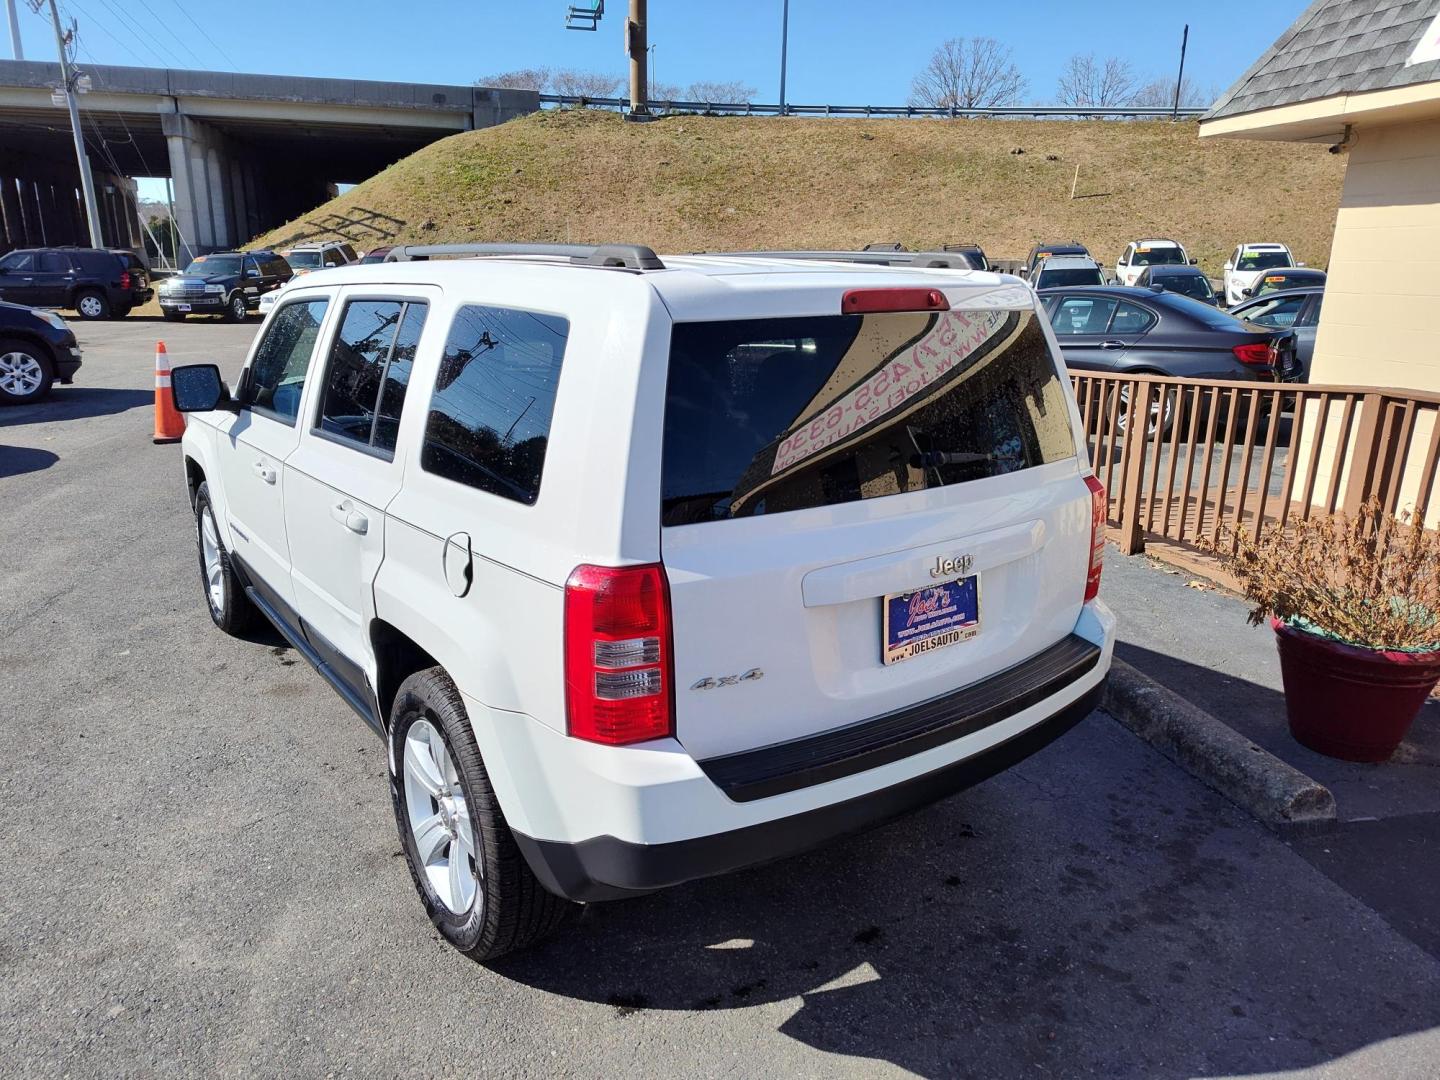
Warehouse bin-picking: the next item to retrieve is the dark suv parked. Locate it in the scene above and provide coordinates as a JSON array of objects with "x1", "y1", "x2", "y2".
[
  {"x1": 158, "y1": 250, "x2": 292, "y2": 322},
  {"x1": 0, "y1": 247, "x2": 152, "y2": 320},
  {"x1": 0, "y1": 300, "x2": 82, "y2": 404}
]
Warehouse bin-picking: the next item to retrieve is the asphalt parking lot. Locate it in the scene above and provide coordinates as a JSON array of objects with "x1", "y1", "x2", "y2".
[{"x1": 3, "y1": 316, "x2": 1440, "y2": 1079}]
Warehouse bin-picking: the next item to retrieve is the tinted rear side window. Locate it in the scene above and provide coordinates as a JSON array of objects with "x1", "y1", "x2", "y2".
[
  {"x1": 317, "y1": 299, "x2": 427, "y2": 454},
  {"x1": 662, "y1": 308, "x2": 1075, "y2": 526},
  {"x1": 420, "y1": 304, "x2": 569, "y2": 505}
]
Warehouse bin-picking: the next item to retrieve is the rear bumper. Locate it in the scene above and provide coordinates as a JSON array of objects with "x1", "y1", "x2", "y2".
[
  {"x1": 514, "y1": 680, "x2": 1102, "y2": 901},
  {"x1": 486, "y1": 602, "x2": 1113, "y2": 902}
]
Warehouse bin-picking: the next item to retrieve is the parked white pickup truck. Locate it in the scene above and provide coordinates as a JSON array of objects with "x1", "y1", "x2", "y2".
[{"x1": 168, "y1": 243, "x2": 1114, "y2": 960}]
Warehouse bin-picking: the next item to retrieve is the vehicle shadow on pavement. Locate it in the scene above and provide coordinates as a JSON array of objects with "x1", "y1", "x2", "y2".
[
  {"x1": 0, "y1": 387, "x2": 153, "y2": 428},
  {"x1": 490, "y1": 716, "x2": 1440, "y2": 1079},
  {"x1": 0, "y1": 444, "x2": 58, "y2": 477}
]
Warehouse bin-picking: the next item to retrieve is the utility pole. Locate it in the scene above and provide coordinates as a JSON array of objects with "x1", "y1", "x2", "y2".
[
  {"x1": 778, "y1": 0, "x2": 789, "y2": 115},
  {"x1": 6, "y1": 0, "x2": 22, "y2": 59},
  {"x1": 625, "y1": 0, "x2": 649, "y2": 118},
  {"x1": 1172, "y1": 24, "x2": 1189, "y2": 121},
  {"x1": 36, "y1": 0, "x2": 103, "y2": 246}
]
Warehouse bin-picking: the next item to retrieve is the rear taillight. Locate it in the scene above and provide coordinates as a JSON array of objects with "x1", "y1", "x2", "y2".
[
  {"x1": 1232, "y1": 342, "x2": 1272, "y2": 366},
  {"x1": 119, "y1": 270, "x2": 131, "y2": 289},
  {"x1": 841, "y1": 288, "x2": 949, "y2": 314},
  {"x1": 564, "y1": 563, "x2": 674, "y2": 745},
  {"x1": 1084, "y1": 475, "x2": 1105, "y2": 603}
]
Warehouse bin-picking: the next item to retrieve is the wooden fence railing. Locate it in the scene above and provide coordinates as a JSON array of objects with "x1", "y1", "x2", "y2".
[{"x1": 1069, "y1": 371, "x2": 1440, "y2": 556}]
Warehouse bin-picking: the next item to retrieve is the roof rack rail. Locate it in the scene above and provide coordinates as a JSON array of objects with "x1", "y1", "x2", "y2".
[
  {"x1": 382, "y1": 242, "x2": 664, "y2": 270},
  {"x1": 693, "y1": 249, "x2": 977, "y2": 270},
  {"x1": 862, "y1": 242, "x2": 907, "y2": 252}
]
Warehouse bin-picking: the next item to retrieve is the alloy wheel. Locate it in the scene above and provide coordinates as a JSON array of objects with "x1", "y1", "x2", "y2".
[
  {"x1": 402, "y1": 718, "x2": 481, "y2": 915},
  {"x1": 0, "y1": 350, "x2": 43, "y2": 397},
  {"x1": 199, "y1": 505, "x2": 225, "y2": 616},
  {"x1": 78, "y1": 294, "x2": 104, "y2": 318}
]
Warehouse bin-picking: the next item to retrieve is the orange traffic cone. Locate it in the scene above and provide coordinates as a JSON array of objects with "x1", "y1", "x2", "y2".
[{"x1": 153, "y1": 341, "x2": 184, "y2": 444}]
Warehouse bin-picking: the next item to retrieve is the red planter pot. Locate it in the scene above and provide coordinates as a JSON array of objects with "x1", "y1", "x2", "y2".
[{"x1": 1272, "y1": 617, "x2": 1440, "y2": 762}]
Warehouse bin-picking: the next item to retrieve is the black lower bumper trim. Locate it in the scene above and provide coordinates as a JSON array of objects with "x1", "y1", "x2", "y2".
[
  {"x1": 699, "y1": 634, "x2": 1101, "y2": 802},
  {"x1": 514, "y1": 679, "x2": 1104, "y2": 902}
]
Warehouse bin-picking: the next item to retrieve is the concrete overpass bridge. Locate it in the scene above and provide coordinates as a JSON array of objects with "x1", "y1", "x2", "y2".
[{"x1": 0, "y1": 60, "x2": 538, "y2": 256}]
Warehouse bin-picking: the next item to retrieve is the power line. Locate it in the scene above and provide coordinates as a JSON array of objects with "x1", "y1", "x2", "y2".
[
  {"x1": 93, "y1": 0, "x2": 183, "y2": 67},
  {"x1": 134, "y1": 0, "x2": 205, "y2": 68},
  {"x1": 164, "y1": 0, "x2": 236, "y2": 70}
]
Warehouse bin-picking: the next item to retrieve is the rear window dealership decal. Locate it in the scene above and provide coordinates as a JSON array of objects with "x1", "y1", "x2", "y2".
[{"x1": 771, "y1": 308, "x2": 1012, "y2": 476}]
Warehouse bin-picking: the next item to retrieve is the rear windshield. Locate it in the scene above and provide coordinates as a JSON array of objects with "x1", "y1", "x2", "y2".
[
  {"x1": 1237, "y1": 250, "x2": 1292, "y2": 271},
  {"x1": 661, "y1": 308, "x2": 1076, "y2": 526},
  {"x1": 286, "y1": 250, "x2": 323, "y2": 268},
  {"x1": 1038, "y1": 267, "x2": 1105, "y2": 288},
  {"x1": 1156, "y1": 293, "x2": 1251, "y2": 330},
  {"x1": 1131, "y1": 246, "x2": 1185, "y2": 267},
  {"x1": 1154, "y1": 273, "x2": 1213, "y2": 301}
]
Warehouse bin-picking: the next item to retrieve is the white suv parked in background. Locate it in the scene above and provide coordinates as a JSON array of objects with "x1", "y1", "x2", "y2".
[
  {"x1": 169, "y1": 243, "x2": 1114, "y2": 960},
  {"x1": 1222, "y1": 242, "x2": 1295, "y2": 306},
  {"x1": 1114, "y1": 238, "x2": 1193, "y2": 287}
]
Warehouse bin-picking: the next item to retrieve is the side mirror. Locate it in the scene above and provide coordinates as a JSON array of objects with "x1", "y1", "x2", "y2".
[
  {"x1": 1296, "y1": 261, "x2": 1306, "y2": 268},
  {"x1": 1241, "y1": 288, "x2": 1253, "y2": 298},
  {"x1": 171, "y1": 363, "x2": 235, "y2": 412},
  {"x1": 1188, "y1": 258, "x2": 1198, "y2": 265},
  {"x1": 1223, "y1": 262, "x2": 1233, "y2": 271}
]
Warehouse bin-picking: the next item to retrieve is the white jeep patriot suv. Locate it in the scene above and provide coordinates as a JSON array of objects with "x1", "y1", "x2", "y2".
[{"x1": 170, "y1": 243, "x2": 1114, "y2": 961}]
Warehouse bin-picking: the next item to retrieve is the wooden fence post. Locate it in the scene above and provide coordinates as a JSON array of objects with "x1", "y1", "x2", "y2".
[
  {"x1": 1117, "y1": 381, "x2": 1152, "y2": 555},
  {"x1": 1343, "y1": 393, "x2": 1388, "y2": 514}
]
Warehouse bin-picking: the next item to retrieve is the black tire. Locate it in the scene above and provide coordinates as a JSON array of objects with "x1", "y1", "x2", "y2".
[
  {"x1": 162, "y1": 309, "x2": 187, "y2": 322},
  {"x1": 194, "y1": 482, "x2": 257, "y2": 636},
  {"x1": 389, "y1": 668, "x2": 576, "y2": 961},
  {"x1": 0, "y1": 337, "x2": 55, "y2": 405},
  {"x1": 224, "y1": 293, "x2": 248, "y2": 322},
  {"x1": 74, "y1": 288, "x2": 112, "y2": 321}
]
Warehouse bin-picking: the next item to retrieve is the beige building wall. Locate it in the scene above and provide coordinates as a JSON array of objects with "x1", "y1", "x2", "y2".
[{"x1": 1310, "y1": 116, "x2": 1440, "y2": 391}]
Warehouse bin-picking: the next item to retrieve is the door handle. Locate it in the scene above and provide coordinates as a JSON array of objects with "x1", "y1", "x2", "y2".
[
  {"x1": 251, "y1": 461, "x2": 277, "y2": 484},
  {"x1": 330, "y1": 500, "x2": 369, "y2": 535},
  {"x1": 1100, "y1": 340, "x2": 1127, "y2": 350}
]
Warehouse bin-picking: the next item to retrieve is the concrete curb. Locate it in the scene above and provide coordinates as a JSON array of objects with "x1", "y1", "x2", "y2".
[{"x1": 1103, "y1": 658, "x2": 1337, "y2": 833}]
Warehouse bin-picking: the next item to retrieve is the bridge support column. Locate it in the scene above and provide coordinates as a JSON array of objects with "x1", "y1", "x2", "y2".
[{"x1": 164, "y1": 111, "x2": 248, "y2": 255}]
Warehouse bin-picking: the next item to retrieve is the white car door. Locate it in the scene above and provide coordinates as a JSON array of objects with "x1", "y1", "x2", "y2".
[
  {"x1": 213, "y1": 292, "x2": 336, "y2": 615},
  {"x1": 1115, "y1": 245, "x2": 1131, "y2": 285},
  {"x1": 282, "y1": 287, "x2": 437, "y2": 703}
]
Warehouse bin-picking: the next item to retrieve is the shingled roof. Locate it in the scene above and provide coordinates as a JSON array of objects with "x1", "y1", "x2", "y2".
[{"x1": 1206, "y1": 0, "x2": 1440, "y2": 120}]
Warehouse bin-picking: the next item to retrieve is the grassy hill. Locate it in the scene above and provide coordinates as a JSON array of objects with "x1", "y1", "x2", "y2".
[{"x1": 251, "y1": 108, "x2": 1346, "y2": 274}]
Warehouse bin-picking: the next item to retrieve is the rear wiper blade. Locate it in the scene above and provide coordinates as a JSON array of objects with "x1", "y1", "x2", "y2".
[{"x1": 911, "y1": 450, "x2": 994, "y2": 468}]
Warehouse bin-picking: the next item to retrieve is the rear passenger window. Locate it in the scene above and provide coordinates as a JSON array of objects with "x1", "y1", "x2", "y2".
[
  {"x1": 38, "y1": 252, "x2": 70, "y2": 272},
  {"x1": 1051, "y1": 297, "x2": 1117, "y2": 335},
  {"x1": 1110, "y1": 302, "x2": 1155, "y2": 334},
  {"x1": 248, "y1": 299, "x2": 329, "y2": 423},
  {"x1": 316, "y1": 299, "x2": 427, "y2": 454},
  {"x1": 421, "y1": 304, "x2": 569, "y2": 505}
]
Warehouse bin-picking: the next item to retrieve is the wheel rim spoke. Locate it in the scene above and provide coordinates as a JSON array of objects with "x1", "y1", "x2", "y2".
[
  {"x1": 403, "y1": 736, "x2": 446, "y2": 798},
  {"x1": 412, "y1": 812, "x2": 450, "y2": 865}
]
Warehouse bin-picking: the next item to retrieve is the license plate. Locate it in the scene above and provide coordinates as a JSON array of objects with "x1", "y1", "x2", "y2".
[
  {"x1": 882, "y1": 576, "x2": 979, "y2": 665},
  {"x1": 176, "y1": 304, "x2": 191, "y2": 312}
]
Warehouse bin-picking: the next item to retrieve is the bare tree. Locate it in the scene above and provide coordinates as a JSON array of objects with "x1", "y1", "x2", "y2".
[
  {"x1": 686, "y1": 79, "x2": 756, "y2": 103},
  {"x1": 478, "y1": 68, "x2": 551, "y2": 92},
  {"x1": 1131, "y1": 75, "x2": 1214, "y2": 110},
  {"x1": 908, "y1": 37, "x2": 1026, "y2": 111},
  {"x1": 648, "y1": 80, "x2": 684, "y2": 101},
  {"x1": 1055, "y1": 54, "x2": 1139, "y2": 109},
  {"x1": 550, "y1": 70, "x2": 624, "y2": 98}
]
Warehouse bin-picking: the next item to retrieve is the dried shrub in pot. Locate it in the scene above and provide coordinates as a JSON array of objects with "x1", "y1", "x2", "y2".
[{"x1": 1208, "y1": 499, "x2": 1440, "y2": 652}]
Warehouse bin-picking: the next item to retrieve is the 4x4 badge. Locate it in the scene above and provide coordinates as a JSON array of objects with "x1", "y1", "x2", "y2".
[
  {"x1": 931, "y1": 553, "x2": 974, "y2": 579},
  {"x1": 691, "y1": 669, "x2": 764, "y2": 691}
]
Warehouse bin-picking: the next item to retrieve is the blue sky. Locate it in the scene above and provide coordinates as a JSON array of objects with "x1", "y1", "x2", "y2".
[{"x1": 12, "y1": 1, "x2": 1305, "y2": 105}]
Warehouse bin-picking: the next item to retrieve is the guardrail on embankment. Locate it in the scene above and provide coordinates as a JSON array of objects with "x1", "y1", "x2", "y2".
[
  {"x1": 538, "y1": 95, "x2": 1208, "y2": 120},
  {"x1": 1070, "y1": 371, "x2": 1440, "y2": 556}
]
